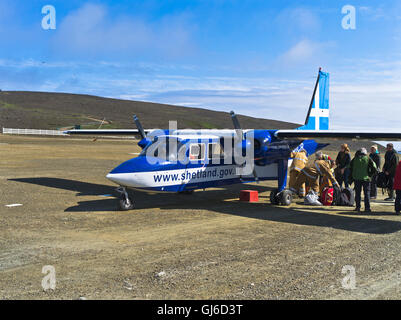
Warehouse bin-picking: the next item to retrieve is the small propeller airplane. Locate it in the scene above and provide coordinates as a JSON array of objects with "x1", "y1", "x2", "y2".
[{"x1": 65, "y1": 68, "x2": 401, "y2": 210}]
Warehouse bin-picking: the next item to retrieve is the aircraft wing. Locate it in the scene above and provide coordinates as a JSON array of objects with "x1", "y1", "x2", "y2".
[
  {"x1": 274, "y1": 130, "x2": 401, "y2": 141},
  {"x1": 64, "y1": 129, "x2": 154, "y2": 135},
  {"x1": 374, "y1": 141, "x2": 401, "y2": 153}
]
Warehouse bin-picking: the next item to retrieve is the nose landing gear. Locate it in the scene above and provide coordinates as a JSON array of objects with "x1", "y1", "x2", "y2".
[{"x1": 116, "y1": 187, "x2": 134, "y2": 210}]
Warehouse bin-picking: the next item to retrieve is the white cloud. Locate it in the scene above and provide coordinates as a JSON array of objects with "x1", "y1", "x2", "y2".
[
  {"x1": 358, "y1": 5, "x2": 388, "y2": 21},
  {"x1": 281, "y1": 39, "x2": 318, "y2": 62},
  {"x1": 330, "y1": 81, "x2": 401, "y2": 130},
  {"x1": 277, "y1": 39, "x2": 335, "y2": 67},
  {"x1": 52, "y1": 3, "x2": 195, "y2": 58}
]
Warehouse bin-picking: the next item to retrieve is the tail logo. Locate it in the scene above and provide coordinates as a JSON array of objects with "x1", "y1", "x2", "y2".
[{"x1": 297, "y1": 70, "x2": 330, "y2": 131}]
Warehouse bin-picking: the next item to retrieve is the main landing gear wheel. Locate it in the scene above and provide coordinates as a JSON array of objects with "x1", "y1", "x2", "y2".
[
  {"x1": 117, "y1": 187, "x2": 134, "y2": 211},
  {"x1": 270, "y1": 189, "x2": 293, "y2": 206},
  {"x1": 279, "y1": 190, "x2": 293, "y2": 206}
]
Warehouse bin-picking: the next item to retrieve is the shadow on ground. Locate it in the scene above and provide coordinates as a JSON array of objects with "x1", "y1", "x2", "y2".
[{"x1": 10, "y1": 177, "x2": 401, "y2": 235}]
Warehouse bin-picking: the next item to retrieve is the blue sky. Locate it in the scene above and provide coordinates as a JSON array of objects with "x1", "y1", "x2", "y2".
[{"x1": 1, "y1": 0, "x2": 401, "y2": 129}]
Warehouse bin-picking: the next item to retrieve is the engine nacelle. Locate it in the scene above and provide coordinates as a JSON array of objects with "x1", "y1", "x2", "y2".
[
  {"x1": 231, "y1": 130, "x2": 272, "y2": 165},
  {"x1": 138, "y1": 138, "x2": 152, "y2": 149},
  {"x1": 252, "y1": 130, "x2": 272, "y2": 158}
]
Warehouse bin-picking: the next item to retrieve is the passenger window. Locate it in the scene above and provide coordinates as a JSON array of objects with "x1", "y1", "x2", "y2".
[
  {"x1": 190, "y1": 143, "x2": 205, "y2": 161},
  {"x1": 178, "y1": 145, "x2": 187, "y2": 162},
  {"x1": 208, "y1": 143, "x2": 224, "y2": 159}
]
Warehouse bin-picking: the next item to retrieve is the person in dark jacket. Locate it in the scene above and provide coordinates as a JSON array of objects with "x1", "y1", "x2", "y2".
[
  {"x1": 369, "y1": 145, "x2": 381, "y2": 199},
  {"x1": 393, "y1": 161, "x2": 401, "y2": 215},
  {"x1": 350, "y1": 148, "x2": 377, "y2": 213},
  {"x1": 335, "y1": 143, "x2": 351, "y2": 188},
  {"x1": 383, "y1": 143, "x2": 399, "y2": 201}
]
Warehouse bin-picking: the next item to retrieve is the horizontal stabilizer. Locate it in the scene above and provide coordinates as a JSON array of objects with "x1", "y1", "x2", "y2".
[{"x1": 275, "y1": 130, "x2": 401, "y2": 141}]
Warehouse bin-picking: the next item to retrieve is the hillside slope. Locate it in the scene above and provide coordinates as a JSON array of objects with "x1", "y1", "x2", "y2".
[{"x1": 0, "y1": 91, "x2": 299, "y2": 130}]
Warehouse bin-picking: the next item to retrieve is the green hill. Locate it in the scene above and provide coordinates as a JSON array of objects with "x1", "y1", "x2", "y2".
[{"x1": 0, "y1": 91, "x2": 299, "y2": 131}]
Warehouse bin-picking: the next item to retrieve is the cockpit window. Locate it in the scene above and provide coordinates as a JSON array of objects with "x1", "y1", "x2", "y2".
[
  {"x1": 140, "y1": 138, "x2": 183, "y2": 162},
  {"x1": 177, "y1": 145, "x2": 187, "y2": 162}
]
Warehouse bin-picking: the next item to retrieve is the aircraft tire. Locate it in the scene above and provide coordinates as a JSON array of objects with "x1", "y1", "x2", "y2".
[
  {"x1": 119, "y1": 195, "x2": 135, "y2": 211},
  {"x1": 279, "y1": 190, "x2": 293, "y2": 206},
  {"x1": 270, "y1": 189, "x2": 280, "y2": 205}
]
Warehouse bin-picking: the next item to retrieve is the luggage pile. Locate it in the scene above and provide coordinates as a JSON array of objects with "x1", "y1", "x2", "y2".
[{"x1": 320, "y1": 186, "x2": 355, "y2": 206}]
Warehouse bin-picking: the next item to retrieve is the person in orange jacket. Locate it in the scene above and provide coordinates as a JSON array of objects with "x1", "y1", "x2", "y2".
[
  {"x1": 393, "y1": 160, "x2": 401, "y2": 214},
  {"x1": 315, "y1": 151, "x2": 334, "y2": 195},
  {"x1": 288, "y1": 149, "x2": 308, "y2": 197},
  {"x1": 292, "y1": 158, "x2": 340, "y2": 196}
]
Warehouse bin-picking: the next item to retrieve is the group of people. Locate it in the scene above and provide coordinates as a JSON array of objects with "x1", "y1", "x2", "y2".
[
  {"x1": 288, "y1": 149, "x2": 339, "y2": 199},
  {"x1": 288, "y1": 142, "x2": 401, "y2": 214}
]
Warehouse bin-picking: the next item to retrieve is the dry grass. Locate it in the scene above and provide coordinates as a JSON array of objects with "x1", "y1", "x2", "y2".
[{"x1": 0, "y1": 135, "x2": 400, "y2": 300}]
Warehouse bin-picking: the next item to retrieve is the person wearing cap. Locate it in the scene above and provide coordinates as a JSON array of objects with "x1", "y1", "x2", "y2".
[
  {"x1": 288, "y1": 149, "x2": 308, "y2": 197},
  {"x1": 315, "y1": 151, "x2": 332, "y2": 161},
  {"x1": 335, "y1": 144, "x2": 351, "y2": 188},
  {"x1": 369, "y1": 145, "x2": 381, "y2": 199},
  {"x1": 350, "y1": 148, "x2": 377, "y2": 213},
  {"x1": 292, "y1": 158, "x2": 339, "y2": 196},
  {"x1": 383, "y1": 143, "x2": 399, "y2": 201},
  {"x1": 315, "y1": 151, "x2": 323, "y2": 160},
  {"x1": 313, "y1": 152, "x2": 334, "y2": 195}
]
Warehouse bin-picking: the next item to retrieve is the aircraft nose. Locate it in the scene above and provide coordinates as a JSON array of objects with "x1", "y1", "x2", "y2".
[
  {"x1": 107, "y1": 160, "x2": 134, "y2": 186},
  {"x1": 106, "y1": 157, "x2": 142, "y2": 187},
  {"x1": 106, "y1": 171, "x2": 136, "y2": 187},
  {"x1": 106, "y1": 157, "x2": 156, "y2": 188},
  {"x1": 106, "y1": 172, "x2": 123, "y2": 185},
  {"x1": 106, "y1": 172, "x2": 117, "y2": 182}
]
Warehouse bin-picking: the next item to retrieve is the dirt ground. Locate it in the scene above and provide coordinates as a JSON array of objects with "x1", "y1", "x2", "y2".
[{"x1": 1, "y1": 134, "x2": 401, "y2": 300}]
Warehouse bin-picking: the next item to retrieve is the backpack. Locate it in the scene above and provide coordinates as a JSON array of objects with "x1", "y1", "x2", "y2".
[
  {"x1": 333, "y1": 187, "x2": 355, "y2": 206},
  {"x1": 341, "y1": 187, "x2": 355, "y2": 206},
  {"x1": 377, "y1": 172, "x2": 389, "y2": 189},
  {"x1": 367, "y1": 158, "x2": 378, "y2": 178},
  {"x1": 321, "y1": 187, "x2": 334, "y2": 206}
]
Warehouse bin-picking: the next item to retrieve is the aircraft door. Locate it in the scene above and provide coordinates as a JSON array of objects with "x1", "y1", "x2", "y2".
[
  {"x1": 207, "y1": 141, "x2": 225, "y2": 166},
  {"x1": 179, "y1": 141, "x2": 206, "y2": 191}
]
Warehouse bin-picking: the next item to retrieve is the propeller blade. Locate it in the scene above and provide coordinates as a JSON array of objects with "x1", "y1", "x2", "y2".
[
  {"x1": 133, "y1": 115, "x2": 146, "y2": 140},
  {"x1": 230, "y1": 111, "x2": 243, "y2": 140},
  {"x1": 230, "y1": 111, "x2": 258, "y2": 182}
]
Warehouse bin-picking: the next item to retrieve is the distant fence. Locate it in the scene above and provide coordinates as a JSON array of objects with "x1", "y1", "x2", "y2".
[{"x1": 2, "y1": 128, "x2": 67, "y2": 136}]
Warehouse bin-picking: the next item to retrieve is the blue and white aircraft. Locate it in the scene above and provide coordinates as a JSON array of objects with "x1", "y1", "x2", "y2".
[{"x1": 66, "y1": 68, "x2": 401, "y2": 210}]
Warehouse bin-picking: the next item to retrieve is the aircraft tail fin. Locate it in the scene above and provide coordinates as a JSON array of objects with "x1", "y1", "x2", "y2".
[{"x1": 297, "y1": 68, "x2": 329, "y2": 131}]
